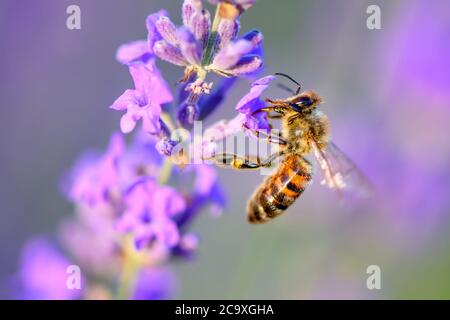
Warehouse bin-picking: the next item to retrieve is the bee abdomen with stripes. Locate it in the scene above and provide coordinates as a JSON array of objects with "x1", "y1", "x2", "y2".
[{"x1": 247, "y1": 155, "x2": 312, "y2": 224}]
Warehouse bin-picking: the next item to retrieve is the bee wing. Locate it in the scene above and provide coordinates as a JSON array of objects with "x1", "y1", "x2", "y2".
[{"x1": 311, "y1": 140, "x2": 373, "y2": 198}]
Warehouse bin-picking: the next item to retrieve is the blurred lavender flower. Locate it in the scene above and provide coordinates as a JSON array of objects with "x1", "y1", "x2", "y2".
[
  {"x1": 65, "y1": 133, "x2": 124, "y2": 207},
  {"x1": 132, "y1": 268, "x2": 177, "y2": 300},
  {"x1": 369, "y1": 1, "x2": 450, "y2": 241},
  {"x1": 382, "y1": 1, "x2": 450, "y2": 105},
  {"x1": 16, "y1": 238, "x2": 82, "y2": 300},
  {"x1": 16, "y1": 0, "x2": 265, "y2": 301},
  {"x1": 116, "y1": 178, "x2": 186, "y2": 249}
]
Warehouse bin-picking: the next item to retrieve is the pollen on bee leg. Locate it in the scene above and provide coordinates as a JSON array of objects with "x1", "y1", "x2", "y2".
[{"x1": 231, "y1": 158, "x2": 244, "y2": 168}]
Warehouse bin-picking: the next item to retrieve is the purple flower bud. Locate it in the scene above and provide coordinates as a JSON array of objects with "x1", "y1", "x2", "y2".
[
  {"x1": 146, "y1": 10, "x2": 168, "y2": 54},
  {"x1": 177, "y1": 28, "x2": 202, "y2": 65},
  {"x1": 240, "y1": 29, "x2": 264, "y2": 57},
  {"x1": 226, "y1": 54, "x2": 262, "y2": 75},
  {"x1": 153, "y1": 40, "x2": 188, "y2": 66},
  {"x1": 217, "y1": 19, "x2": 240, "y2": 49},
  {"x1": 211, "y1": 39, "x2": 254, "y2": 71},
  {"x1": 156, "y1": 138, "x2": 179, "y2": 157},
  {"x1": 241, "y1": 29, "x2": 263, "y2": 46},
  {"x1": 182, "y1": 0, "x2": 204, "y2": 30},
  {"x1": 155, "y1": 16, "x2": 179, "y2": 47},
  {"x1": 115, "y1": 40, "x2": 151, "y2": 65},
  {"x1": 177, "y1": 102, "x2": 199, "y2": 129},
  {"x1": 189, "y1": 10, "x2": 211, "y2": 48}
]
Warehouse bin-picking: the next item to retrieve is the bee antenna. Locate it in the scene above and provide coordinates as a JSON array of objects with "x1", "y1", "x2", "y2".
[
  {"x1": 276, "y1": 83, "x2": 295, "y2": 95},
  {"x1": 274, "y1": 72, "x2": 302, "y2": 94}
]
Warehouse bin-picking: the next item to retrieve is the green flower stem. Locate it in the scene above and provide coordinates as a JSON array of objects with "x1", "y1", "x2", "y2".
[
  {"x1": 116, "y1": 239, "x2": 142, "y2": 300},
  {"x1": 115, "y1": 158, "x2": 173, "y2": 300},
  {"x1": 201, "y1": 4, "x2": 222, "y2": 68}
]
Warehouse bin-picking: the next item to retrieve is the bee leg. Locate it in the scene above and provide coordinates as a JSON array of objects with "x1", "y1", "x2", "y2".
[
  {"x1": 259, "y1": 151, "x2": 284, "y2": 167},
  {"x1": 267, "y1": 114, "x2": 283, "y2": 119},
  {"x1": 213, "y1": 152, "x2": 283, "y2": 170},
  {"x1": 213, "y1": 153, "x2": 266, "y2": 170},
  {"x1": 243, "y1": 124, "x2": 287, "y2": 145}
]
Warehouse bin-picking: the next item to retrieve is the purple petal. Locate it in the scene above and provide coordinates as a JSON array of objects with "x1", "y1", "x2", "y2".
[
  {"x1": 129, "y1": 63, "x2": 173, "y2": 106},
  {"x1": 108, "y1": 132, "x2": 126, "y2": 156},
  {"x1": 226, "y1": 54, "x2": 262, "y2": 75},
  {"x1": 203, "y1": 114, "x2": 246, "y2": 141},
  {"x1": 177, "y1": 101, "x2": 199, "y2": 129},
  {"x1": 253, "y1": 75, "x2": 276, "y2": 86},
  {"x1": 64, "y1": 134, "x2": 124, "y2": 206},
  {"x1": 211, "y1": 39, "x2": 254, "y2": 70},
  {"x1": 154, "y1": 219, "x2": 181, "y2": 247},
  {"x1": 241, "y1": 29, "x2": 263, "y2": 47},
  {"x1": 116, "y1": 40, "x2": 151, "y2": 65},
  {"x1": 132, "y1": 268, "x2": 177, "y2": 300},
  {"x1": 115, "y1": 211, "x2": 140, "y2": 232},
  {"x1": 194, "y1": 165, "x2": 217, "y2": 195},
  {"x1": 141, "y1": 104, "x2": 162, "y2": 134},
  {"x1": 120, "y1": 109, "x2": 140, "y2": 134},
  {"x1": 154, "y1": 40, "x2": 188, "y2": 66},
  {"x1": 18, "y1": 238, "x2": 83, "y2": 300},
  {"x1": 211, "y1": 184, "x2": 227, "y2": 217},
  {"x1": 179, "y1": 233, "x2": 199, "y2": 252},
  {"x1": 240, "y1": 29, "x2": 264, "y2": 56},
  {"x1": 154, "y1": 187, "x2": 187, "y2": 218},
  {"x1": 244, "y1": 110, "x2": 271, "y2": 132},
  {"x1": 146, "y1": 10, "x2": 168, "y2": 54},
  {"x1": 236, "y1": 75, "x2": 275, "y2": 113},
  {"x1": 134, "y1": 225, "x2": 155, "y2": 250},
  {"x1": 110, "y1": 89, "x2": 139, "y2": 111},
  {"x1": 155, "y1": 16, "x2": 179, "y2": 46},
  {"x1": 177, "y1": 28, "x2": 202, "y2": 65},
  {"x1": 217, "y1": 19, "x2": 240, "y2": 49}
]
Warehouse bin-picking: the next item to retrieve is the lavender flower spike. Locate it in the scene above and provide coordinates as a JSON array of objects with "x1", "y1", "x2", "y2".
[
  {"x1": 17, "y1": 238, "x2": 83, "y2": 300},
  {"x1": 146, "y1": 0, "x2": 263, "y2": 89}
]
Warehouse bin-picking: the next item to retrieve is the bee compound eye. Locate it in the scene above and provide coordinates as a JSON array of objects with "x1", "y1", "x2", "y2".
[
  {"x1": 289, "y1": 103, "x2": 302, "y2": 112},
  {"x1": 297, "y1": 96, "x2": 313, "y2": 107}
]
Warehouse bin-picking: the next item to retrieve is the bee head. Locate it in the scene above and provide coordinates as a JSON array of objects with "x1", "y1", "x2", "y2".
[{"x1": 290, "y1": 91, "x2": 322, "y2": 112}]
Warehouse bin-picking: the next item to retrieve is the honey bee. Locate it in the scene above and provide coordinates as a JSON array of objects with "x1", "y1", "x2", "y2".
[{"x1": 214, "y1": 73, "x2": 371, "y2": 224}]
